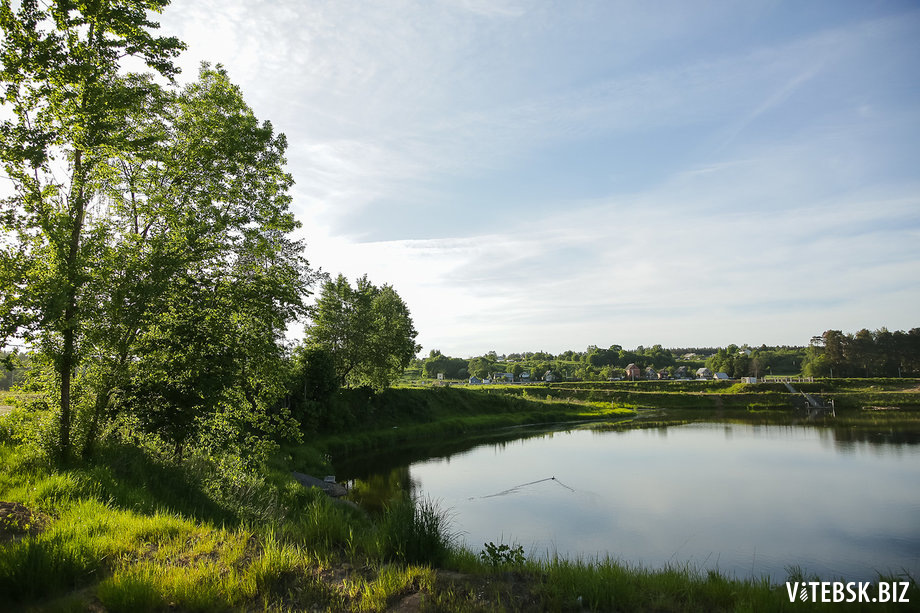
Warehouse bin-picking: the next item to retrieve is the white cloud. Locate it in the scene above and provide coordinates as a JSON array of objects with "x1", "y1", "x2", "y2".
[{"x1": 159, "y1": 0, "x2": 920, "y2": 355}]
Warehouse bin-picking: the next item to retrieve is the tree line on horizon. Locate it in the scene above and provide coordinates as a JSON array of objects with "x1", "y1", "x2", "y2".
[
  {"x1": 801, "y1": 328, "x2": 920, "y2": 378},
  {"x1": 418, "y1": 327, "x2": 920, "y2": 381}
]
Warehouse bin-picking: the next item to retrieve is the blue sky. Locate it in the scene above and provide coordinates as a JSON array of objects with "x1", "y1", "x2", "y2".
[{"x1": 161, "y1": 0, "x2": 920, "y2": 357}]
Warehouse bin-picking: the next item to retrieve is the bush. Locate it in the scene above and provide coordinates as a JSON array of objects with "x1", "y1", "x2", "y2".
[{"x1": 480, "y1": 541, "x2": 526, "y2": 568}]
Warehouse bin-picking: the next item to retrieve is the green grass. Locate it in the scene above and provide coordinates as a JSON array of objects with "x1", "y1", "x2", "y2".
[{"x1": 306, "y1": 386, "x2": 636, "y2": 461}]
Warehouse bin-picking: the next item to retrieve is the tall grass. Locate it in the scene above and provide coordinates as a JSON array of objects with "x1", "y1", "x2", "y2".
[
  {"x1": 345, "y1": 564, "x2": 435, "y2": 612},
  {"x1": 376, "y1": 495, "x2": 455, "y2": 567}
]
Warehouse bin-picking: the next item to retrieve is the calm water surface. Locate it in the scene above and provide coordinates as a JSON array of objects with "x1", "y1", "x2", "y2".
[{"x1": 343, "y1": 422, "x2": 920, "y2": 580}]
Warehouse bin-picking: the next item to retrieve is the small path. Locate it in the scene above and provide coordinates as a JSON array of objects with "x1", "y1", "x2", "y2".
[{"x1": 784, "y1": 382, "x2": 834, "y2": 414}]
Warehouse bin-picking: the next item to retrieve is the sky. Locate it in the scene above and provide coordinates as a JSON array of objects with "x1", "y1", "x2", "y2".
[{"x1": 158, "y1": 0, "x2": 920, "y2": 358}]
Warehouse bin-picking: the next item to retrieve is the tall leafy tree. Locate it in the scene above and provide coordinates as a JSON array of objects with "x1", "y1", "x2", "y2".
[
  {"x1": 306, "y1": 274, "x2": 419, "y2": 390},
  {"x1": 1, "y1": 3, "x2": 312, "y2": 460},
  {"x1": 55, "y1": 64, "x2": 310, "y2": 460},
  {"x1": 0, "y1": 0, "x2": 184, "y2": 461}
]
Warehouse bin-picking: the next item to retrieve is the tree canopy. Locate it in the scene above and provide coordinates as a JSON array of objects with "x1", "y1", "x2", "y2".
[
  {"x1": 803, "y1": 328, "x2": 920, "y2": 378},
  {"x1": 305, "y1": 274, "x2": 419, "y2": 391},
  {"x1": 0, "y1": 0, "x2": 184, "y2": 460},
  {"x1": 0, "y1": 2, "x2": 312, "y2": 460}
]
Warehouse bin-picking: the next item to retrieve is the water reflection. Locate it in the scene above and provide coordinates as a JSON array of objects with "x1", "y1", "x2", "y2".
[
  {"x1": 338, "y1": 420, "x2": 920, "y2": 581},
  {"x1": 348, "y1": 466, "x2": 416, "y2": 513},
  {"x1": 336, "y1": 420, "x2": 628, "y2": 481}
]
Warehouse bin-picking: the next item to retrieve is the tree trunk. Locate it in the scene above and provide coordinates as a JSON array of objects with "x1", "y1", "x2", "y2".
[
  {"x1": 81, "y1": 384, "x2": 111, "y2": 459},
  {"x1": 59, "y1": 149, "x2": 87, "y2": 464},
  {"x1": 59, "y1": 326, "x2": 74, "y2": 464}
]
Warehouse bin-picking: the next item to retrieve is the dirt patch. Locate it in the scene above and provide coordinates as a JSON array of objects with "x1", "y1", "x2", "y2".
[
  {"x1": 420, "y1": 569, "x2": 542, "y2": 612},
  {"x1": 0, "y1": 501, "x2": 46, "y2": 543},
  {"x1": 389, "y1": 591, "x2": 424, "y2": 612}
]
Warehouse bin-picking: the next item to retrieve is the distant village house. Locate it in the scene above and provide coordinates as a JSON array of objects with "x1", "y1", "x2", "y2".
[{"x1": 625, "y1": 363, "x2": 641, "y2": 380}]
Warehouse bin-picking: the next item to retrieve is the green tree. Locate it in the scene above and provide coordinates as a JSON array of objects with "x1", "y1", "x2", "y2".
[
  {"x1": 851, "y1": 329, "x2": 876, "y2": 377},
  {"x1": 1, "y1": 10, "x2": 311, "y2": 460},
  {"x1": 467, "y1": 356, "x2": 493, "y2": 380},
  {"x1": 822, "y1": 330, "x2": 847, "y2": 377},
  {"x1": 732, "y1": 354, "x2": 751, "y2": 378},
  {"x1": 361, "y1": 284, "x2": 420, "y2": 388},
  {"x1": 0, "y1": 0, "x2": 184, "y2": 461},
  {"x1": 306, "y1": 274, "x2": 419, "y2": 390},
  {"x1": 294, "y1": 346, "x2": 338, "y2": 404},
  {"x1": 84, "y1": 65, "x2": 309, "y2": 459},
  {"x1": 423, "y1": 351, "x2": 468, "y2": 380},
  {"x1": 287, "y1": 345, "x2": 338, "y2": 432}
]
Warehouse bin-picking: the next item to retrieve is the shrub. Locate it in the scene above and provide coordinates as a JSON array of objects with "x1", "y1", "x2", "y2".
[{"x1": 480, "y1": 541, "x2": 526, "y2": 568}]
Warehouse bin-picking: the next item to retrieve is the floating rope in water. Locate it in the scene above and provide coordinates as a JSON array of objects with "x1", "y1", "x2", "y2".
[{"x1": 475, "y1": 476, "x2": 575, "y2": 500}]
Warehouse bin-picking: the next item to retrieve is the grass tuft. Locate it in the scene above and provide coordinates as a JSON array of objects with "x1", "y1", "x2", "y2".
[{"x1": 376, "y1": 495, "x2": 455, "y2": 567}]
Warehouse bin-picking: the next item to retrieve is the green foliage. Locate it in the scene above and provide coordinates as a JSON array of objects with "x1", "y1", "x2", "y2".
[
  {"x1": 705, "y1": 345, "x2": 806, "y2": 378},
  {"x1": 0, "y1": 350, "x2": 29, "y2": 391},
  {"x1": 112, "y1": 64, "x2": 310, "y2": 459},
  {"x1": 306, "y1": 274, "x2": 419, "y2": 391},
  {"x1": 286, "y1": 345, "x2": 340, "y2": 431},
  {"x1": 585, "y1": 344, "x2": 676, "y2": 372},
  {"x1": 479, "y1": 541, "x2": 526, "y2": 568},
  {"x1": 1, "y1": 3, "x2": 311, "y2": 462},
  {"x1": 294, "y1": 346, "x2": 339, "y2": 404},
  {"x1": 803, "y1": 327, "x2": 920, "y2": 378},
  {"x1": 422, "y1": 349, "x2": 469, "y2": 380},
  {"x1": 0, "y1": 0, "x2": 185, "y2": 463},
  {"x1": 467, "y1": 355, "x2": 494, "y2": 380}
]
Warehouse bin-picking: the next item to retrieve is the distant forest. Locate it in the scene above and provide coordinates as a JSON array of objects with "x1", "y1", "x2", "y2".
[{"x1": 413, "y1": 327, "x2": 920, "y2": 381}]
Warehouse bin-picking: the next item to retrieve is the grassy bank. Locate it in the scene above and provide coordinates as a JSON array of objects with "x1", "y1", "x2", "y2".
[
  {"x1": 1, "y1": 386, "x2": 918, "y2": 611},
  {"x1": 477, "y1": 378, "x2": 920, "y2": 412},
  {"x1": 308, "y1": 386, "x2": 633, "y2": 463}
]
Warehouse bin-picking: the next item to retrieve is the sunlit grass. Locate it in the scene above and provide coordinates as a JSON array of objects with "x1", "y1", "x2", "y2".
[{"x1": 345, "y1": 564, "x2": 435, "y2": 612}]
